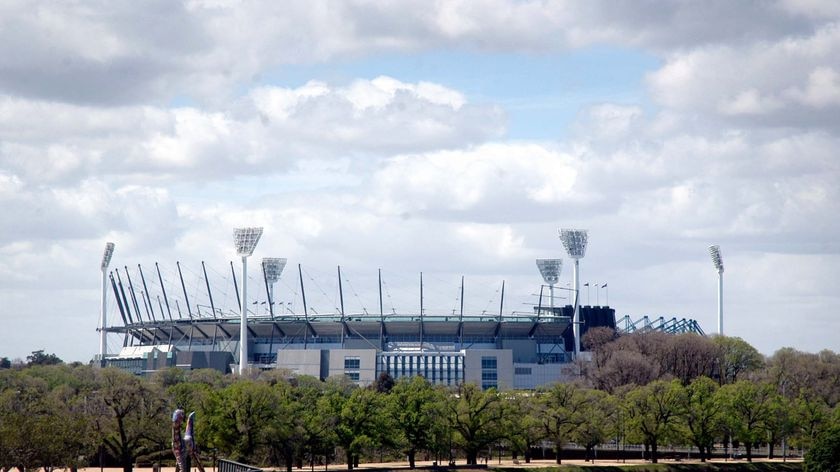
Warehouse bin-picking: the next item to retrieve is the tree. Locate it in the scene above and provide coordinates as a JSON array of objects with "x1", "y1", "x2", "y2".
[
  {"x1": 538, "y1": 383, "x2": 589, "y2": 464},
  {"x1": 333, "y1": 386, "x2": 384, "y2": 470},
  {"x1": 720, "y1": 380, "x2": 776, "y2": 462},
  {"x1": 804, "y1": 426, "x2": 840, "y2": 472},
  {"x1": 661, "y1": 334, "x2": 718, "y2": 384},
  {"x1": 677, "y1": 376, "x2": 723, "y2": 462},
  {"x1": 96, "y1": 368, "x2": 168, "y2": 472},
  {"x1": 204, "y1": 380, "x2": 275, "y2": 463},
  {"x1": 387, "y1": 376, "x2": 444, "y2": 468},
  {"x1": 624, "y1": 379, "x2": 683, "y2": 463},
  {"x1": 502, "y1": 391, "x2": 543, "y2": 464},
  {"x1": 572, "y1": 389, "x2": 617, "y2": 462},
  {"x1": 263, "y1": 381, "x2": 303, "y2": 472},
  {"x1": 714, "y1": 336, "x2": 763, "y2": 385},
  {"x1": 448, "y1": 383, "x2": 504, "y2": 465},
  {"x1": 26, "y1": 350, "x2": 63, "y2": 366},
  {"x1": 0, "y1": 357, "x2": 10, "y2": 369}
]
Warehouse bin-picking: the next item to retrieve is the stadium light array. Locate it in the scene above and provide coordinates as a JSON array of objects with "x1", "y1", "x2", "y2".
[
  {"x1": 559, "y1": 229, "x2": 588, "y2": 359},
  {"x1": 99, "y1": 242, "x2": 115, "y2": 365},
  {"x1": 536, "y1": 259, "x2": 562, "y2": 318},
  {"x1": 233, "y1": 227, "x2": 264, "y2": 375},
  {"x1": 709, "y1": 245, "x2": 724, "y2": 336},
  {"x1": 262, "y1": 257, "x2": 287, "y2": 308}
]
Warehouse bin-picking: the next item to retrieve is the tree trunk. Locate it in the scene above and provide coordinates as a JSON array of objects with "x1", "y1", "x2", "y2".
[
  {"x1": 768, "y1": 441, "x2": 775, "y2": 459},
  {"x1": 345, "y1": 451, "x2": 353, "y2": 471},
  {"x1": 285, "y1": 448, "x2": 294, "y2": 472},
  {"x1": 650, "y1": 440, "x2": 658, "y2": 464},
  {"x1": 554, "y1": 443, "x2": 563, "y2": 465},
  {"x1": 465, "y1": 450, "x2": 477, "y2": 465},
  {"x1": 746, "y1": 443, "x2": 752, "y2": 462},
  {"x1": 693, "y1": 442, "x2": 706, "y2": 462},
  {"x1": 407, "y1": 450, "x2": 416, "y2": 469},
  {"x1": 524, "y1": 448, "x2": 531, "y2": 464}
]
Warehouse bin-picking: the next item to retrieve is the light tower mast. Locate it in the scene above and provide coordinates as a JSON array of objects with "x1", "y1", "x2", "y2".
[
  {"x1": 99, "y1": 242, "x2": 115, "y2": 366},
  {"x1": 709, "y1": 245, "x2": 724, "y2": 336},
  {"x1": 559, "y1": 229, "x2": 588, "y2": 359},
  {"x1": 233, "y1": 227, "x2": 263, "y2": 375},
  {"x1": 536, "y1": 259, "x2": 562, "y2": 319}
]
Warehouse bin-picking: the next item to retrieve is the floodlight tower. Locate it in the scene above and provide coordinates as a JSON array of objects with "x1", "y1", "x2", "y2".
[
  {"x1": 709, "y1": 245, "x2": 724, "y2": 336},
  {"x1": 262, "y1": 257, "x2": 287, "y2": 312},
  {"x1": 233, "y1": 227, "x2": 264, "y2": 375},
  {"x1": 536, "y1": 259, "x2": 562, "y2": 318},
  {"x1": 99, "y1": 242, "x2": 115, "y2": 365},
  {"x1": 559, "y1": 229, "x2": 588, "y2": 359}
]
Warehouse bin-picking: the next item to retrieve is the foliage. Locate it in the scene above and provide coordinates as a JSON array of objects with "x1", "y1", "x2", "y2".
[
  {"x1": 448, "y1": 383, "x2": 504, "y2": 465},
  {"x1": 804, "y1": 426, "x2": 840, "y2": 472},
  {"x1": 0, "y1": 336, "x2": 838, "y2": 470},
  {"x1": 26, "y1": 349, "x2": 63, "y2": 366}
]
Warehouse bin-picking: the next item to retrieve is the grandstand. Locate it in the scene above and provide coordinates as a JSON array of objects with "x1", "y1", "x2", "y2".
[{"x1": 96, "y1": 258, "x2": 624, "y2": 389}]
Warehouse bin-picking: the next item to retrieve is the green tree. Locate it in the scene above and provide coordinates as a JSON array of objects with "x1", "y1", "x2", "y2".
[
  {"x1": 387, "y1": 376, "x2": 444, "y2": 469},
  {"x1": 502, "y1": 391, "x2": 543, "y2": 464},
  {"x1": 538, "y1": 383, "x2": 589, "y2": 464},
  {"x1": 96, "y1": 368, "x2": 168, "y2": 472},
  {"x1": 793, "y1": 390, "x2": 831, "y2": 452},
  {"x1": 572, "y1": 389, "x2": 617, "y2": 462},
  {"x1": 624, "y1": 379, "x2": 683, "y2": 463},
  {"x1": 263, "y1": 381, "x2": 303, "y2": 472},
  {"x1": 720, "y1": 380, "x2": 776, "y2": 462},
  {"x1": 26, "y1": 350, "x2": 63, "y2": 366},
  {"x1": 448, "y1": 383, "x2": 504, "y2": 465},
  {"x1": 804, "y1": 426, "x2": 840, "y2": 472},
  {"x1": 677, "y1": 376, "x2": 722, "y2": 462},
  {"x1": 204, "y1": 380, "x2": 275, "y2": 463},
  {"x1": 333, "y1": 386, "x2": 383, "y2": 470},
  {"x1": 714, "y1": 336, "x2": 763, "y2": 385}
]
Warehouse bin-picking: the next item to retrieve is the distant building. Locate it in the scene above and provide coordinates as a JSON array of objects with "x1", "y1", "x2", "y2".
[{"x1": 98, "y1": 292, "x2": 617, "y2": 389}]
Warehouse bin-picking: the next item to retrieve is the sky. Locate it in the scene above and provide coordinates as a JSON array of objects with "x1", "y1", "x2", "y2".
[{"x1": 1, "y1": 0, "x2": 840, "y2": 363}]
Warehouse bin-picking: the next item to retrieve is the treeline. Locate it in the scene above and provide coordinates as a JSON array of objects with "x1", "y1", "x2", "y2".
[{"x1": 1, "y1": 334, "x2": 839, "y2": 472}]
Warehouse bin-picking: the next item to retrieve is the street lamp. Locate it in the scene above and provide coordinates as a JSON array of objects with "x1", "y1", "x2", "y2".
[
  {"x1": 262, "y1": 257, "x2": 287, "y2": 313},
  {"x1": 559, "y1": 229, "x2": 588, "y2": 359},
  {"x1": 234, "y1": 227, "x2": 263, "y2": 375},
  {"x1": 709, "y1": 245, "x2": 724, "y2": 336},
  {"x1": 99, "y1": 242, "x2": 115, "y2": 365},
  {"x1": 536, "y1": 259, "x2": 562, "y2": 319}
]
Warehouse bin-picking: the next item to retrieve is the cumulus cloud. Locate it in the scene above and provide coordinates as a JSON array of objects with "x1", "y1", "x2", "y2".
[
  {"x1": 648, "y1": 23, "x2": 840, "y2": 131},
  {"x1": 0, "y1": 77, "x2": 503, "y2": 186},
  {"x1": 1, "y1": 1, "x2": 835, "y2": 105}
]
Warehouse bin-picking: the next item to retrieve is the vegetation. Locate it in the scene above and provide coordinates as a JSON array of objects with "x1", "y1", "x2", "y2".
[{"x1": 0, "y1": 336, "x2": 838, "y2": 471}]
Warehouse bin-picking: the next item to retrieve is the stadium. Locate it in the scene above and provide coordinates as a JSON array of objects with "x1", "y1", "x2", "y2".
[{"x1": 96, "y1": 229, "x2": 705, "y2": 389}]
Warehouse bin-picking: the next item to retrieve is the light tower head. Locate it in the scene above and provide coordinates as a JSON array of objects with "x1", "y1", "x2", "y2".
[
  {"x1": 536, "y1": 259, "x2": 562, "y2": 285},
  {"x1": 262, "y1": 257, "x2": 287, "y2": 283},
  {"x1": 233, "y1": 227, "x2": 263, "y2": 257},
  {"x1": 101, "y1": 242, "x2": 115, "y2": 271},
  {"x1": 559, "y1": 229, "x2": 588, "y2": 260},
  {"x1": 709, "y1": 245, "x2": 724, "y2": 273}
]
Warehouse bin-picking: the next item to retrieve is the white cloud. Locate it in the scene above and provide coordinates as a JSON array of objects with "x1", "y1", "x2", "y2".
[
  {"x1": 0, "y1": 77, "x2": 503, "y2": 186},
  {"x1": 648, "y1": 23, "x2": 840, "y2": 130}
]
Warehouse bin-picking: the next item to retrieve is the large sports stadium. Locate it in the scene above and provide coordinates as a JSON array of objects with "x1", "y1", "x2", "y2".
[{"x1": 96, "y1": 229, "x2": 703, "y2": 389}]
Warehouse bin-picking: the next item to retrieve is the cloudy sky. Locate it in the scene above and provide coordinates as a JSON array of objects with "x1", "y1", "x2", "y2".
[{"x1": 2, "y1": 0, "x2": 839, "y2": 362}]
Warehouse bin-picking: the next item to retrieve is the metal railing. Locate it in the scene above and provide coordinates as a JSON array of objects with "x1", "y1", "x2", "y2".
[{"x1": 218, "y1": 459, "x2": 262, "y2": 472}]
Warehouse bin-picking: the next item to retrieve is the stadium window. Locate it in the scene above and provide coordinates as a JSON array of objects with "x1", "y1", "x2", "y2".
[
  {"x1": 481, "y1": 356, "x2": 497, "y2": 369},
  {"x1": 515, "y1": 367, "x2": 532, "y2": 375},
  {"x1": 344, "y1": 356, "x2": 360, "y2": 369},
  {"x1": 345, "y1": 372, "x2": 360, "y2": 381}
]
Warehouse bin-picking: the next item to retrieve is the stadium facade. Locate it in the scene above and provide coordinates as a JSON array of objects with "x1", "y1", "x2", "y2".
[{"x1": 97, "y1": 259, "x2": 620, "y2": 389}]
